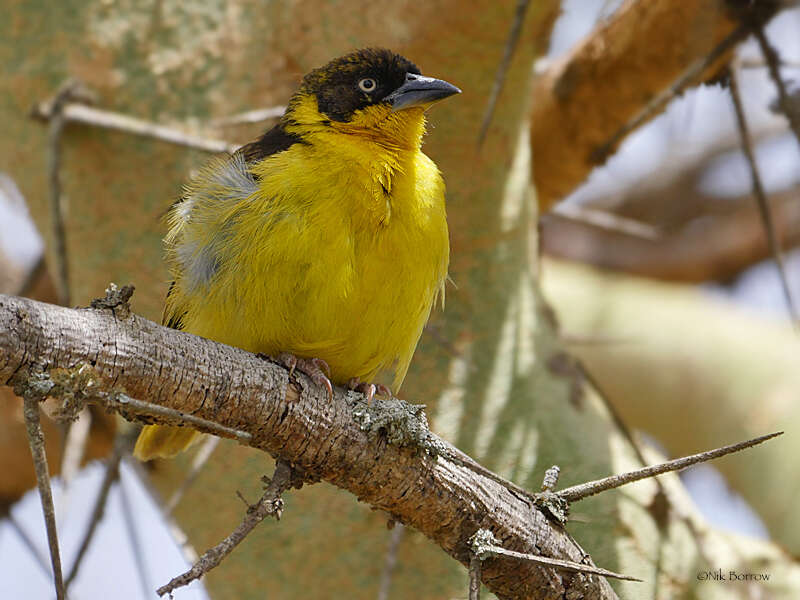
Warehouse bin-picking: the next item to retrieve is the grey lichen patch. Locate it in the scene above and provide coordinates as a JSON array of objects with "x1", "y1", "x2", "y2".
[
  {"x1": 14, "y1": 363, "x2": 101, "y2": 423},
  {"x1": 469, "y1": 528, "x2": 500, "y2": 560},
  {"x1": 533, "y1": 490, "x2": 570, "y2": 525},
  {"x1": 540, "y1": 465, "x2": 561, "y2": 492},
  {"x1": 14, "y1": 368, "x2": 56, "y2": 400},
  {"x1": 351, "y1": 398, "x2": 439, "y2": 456}
]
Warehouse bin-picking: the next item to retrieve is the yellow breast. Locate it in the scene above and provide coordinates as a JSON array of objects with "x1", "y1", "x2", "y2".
[{"x1": 166, "y1": 125, "x2": 449, "y2": 393}]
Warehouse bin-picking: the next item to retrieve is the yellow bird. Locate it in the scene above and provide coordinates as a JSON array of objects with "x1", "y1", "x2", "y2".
[{"x1": 134, "y1": 48, "x2": 459, "y2": 460}]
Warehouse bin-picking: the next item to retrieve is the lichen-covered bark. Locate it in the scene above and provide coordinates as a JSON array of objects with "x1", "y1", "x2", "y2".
[{"x1": 0, "y1": 293, "x2": 616, "y2": 600}]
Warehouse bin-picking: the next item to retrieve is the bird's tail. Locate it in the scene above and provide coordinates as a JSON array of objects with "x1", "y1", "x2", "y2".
[{"x1": 133, "y1": 424, "x2": 201, "y2": 461}]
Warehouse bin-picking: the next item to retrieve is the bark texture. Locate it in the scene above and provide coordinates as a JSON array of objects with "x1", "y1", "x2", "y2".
[
  {"x1": 0, "y1": 293, "x2": 617, "y2": 600},
  {"x1": 530, "y1": 0, "x2": 765, "y2": 209}
]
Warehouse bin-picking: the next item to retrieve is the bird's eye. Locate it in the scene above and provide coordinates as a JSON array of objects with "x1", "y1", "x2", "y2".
[{"x1": 358, "y1": 78, "x2": 377, "y2": 93}]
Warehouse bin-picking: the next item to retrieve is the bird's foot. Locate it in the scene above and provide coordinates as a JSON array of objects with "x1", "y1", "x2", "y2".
[
  {"x1": 278, "y1": 353, "x2": 333, "y2": 400},
  {"x1": 347, "y1": 377, "x2": 392, "y2": 405}
]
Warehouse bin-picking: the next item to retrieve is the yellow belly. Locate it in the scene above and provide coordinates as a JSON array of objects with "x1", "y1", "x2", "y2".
[{"x1": 171, "y1": 143, "x2": 449, "y2": 394}]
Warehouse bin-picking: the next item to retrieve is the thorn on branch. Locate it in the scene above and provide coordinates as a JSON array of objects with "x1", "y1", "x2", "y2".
[
  {"x1": 12, "y1": 363, "x2": 256, "y2": 447},
  {"x1": 556, "y1": 431, "x2": 783, "y2": 503},
  {"x1": 467, "y1": 528, "x2": 639, "y2": 582},
  {"x1": 156, "y1": 460, "x2": 302, "y2": 597}
]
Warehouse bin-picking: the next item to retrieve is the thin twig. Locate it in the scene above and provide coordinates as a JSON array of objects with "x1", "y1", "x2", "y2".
[
  {"x1": 376, "y1": 523, "x2": 406, "y2": 600},
  {"x1": 591, "y1": 24, "x2": 748, "y2": 163},
  {"x1": 22, "y1": 395, "x2": 65, "y2": 600},
  {"x1": 738, "y1": 57, "x2": 800, "y2": 70},
  {"x1": 103, "y1": 391, "x2": 253, "y2": 445},
  {"x1": 5, "y1": 513, "x2": 53, "y2": 577},
  {"x1": 16, "y1": 358, "x2": 253, "y2": 445},
  {"x1": 33, "y1": 102, "x2": 239, "y2": 155},
  {"x1": 487, "y1": 544, "x2": 640, "y2": 581},
  {"x1": 59, "y1": 407, "x2": 92, "y2": 495},
  {"x1": 64, "y1": 432, "x2": 130, "y2": 589},
  {"x1": 578, "y1": 361, "x2": 716, "y2": 567},
  {"x1": 156, "y1": 460, "x2": 299, "y2": 597},
  {"x1": 548, "y1": 204, "x2": 661, "y2": 240},
  {"x1": 754, "y1": 26, "x2": 800, "y2": 154},
  {"x1": 469, "y1": 529, "x2": 638, "y2": 582},
  {"x1": 210, "y1": 106, "x2": 286, "y2": 127},
  {"x1": 558, "y1": 432, "x2": 783, "y2": 503},
  {"x1": 163, "y1": 435, "x2": 220, "y2": 516},
  {"x1": 468, "y1": 553, "x2": 482, "y2": 600},
  {"x1": 729, "y1": 67, "x2": 799, "y2": 323},
  {"x1": 119, "y1": 462, "x2": 153, "y2": 599},
  {"x1": 127, "y1": 458, "x2": 200, "y2": 565},
  {"x1": 477, "y1": 0, "x2": 532, "y2": 145},
  {"x1": 46, "y1": 82, "x2": 77, "y2": 307}
]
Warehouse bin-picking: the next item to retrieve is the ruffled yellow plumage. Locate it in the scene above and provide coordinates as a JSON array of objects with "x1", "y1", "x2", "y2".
[{"x1": 134, "y1": 48, "x2": 453, "y2": 460}]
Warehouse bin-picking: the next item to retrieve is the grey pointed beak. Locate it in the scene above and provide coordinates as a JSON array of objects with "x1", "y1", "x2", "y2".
[{"x1": 385, "y1": 73, "x2": 461, "y2": 111}]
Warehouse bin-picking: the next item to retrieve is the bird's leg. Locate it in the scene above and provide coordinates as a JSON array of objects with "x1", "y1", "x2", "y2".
[
  {"x1": 347, "y1": 378, "x2": 392, "y2": 405},
  {"x1": 277, "y1": 353, "x2": 333, "y2": 400}
]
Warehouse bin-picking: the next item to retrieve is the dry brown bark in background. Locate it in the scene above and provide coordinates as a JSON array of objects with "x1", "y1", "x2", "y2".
[
  {"x1": 542, "y1": 183, "x2": 800, "y2": 282},
  {"x1": 529, "y1": 0, "x2": 781, "y2": 210}
]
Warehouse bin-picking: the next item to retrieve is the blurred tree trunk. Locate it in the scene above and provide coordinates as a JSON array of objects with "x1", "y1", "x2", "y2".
[{"x1": 3, "y1": 1, "x2": 800, "y2": 599}]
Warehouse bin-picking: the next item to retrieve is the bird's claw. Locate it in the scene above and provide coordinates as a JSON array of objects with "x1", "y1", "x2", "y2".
[
  {"x1": 279, "y1": 353, "x2": 333, "y2": 400},
  {"x1": 347, "y1": 378, "x2": 392, "y2": 404}
]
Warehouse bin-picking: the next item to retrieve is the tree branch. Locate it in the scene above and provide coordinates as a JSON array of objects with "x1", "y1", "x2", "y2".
[
  {"x1": 0, "y1": 293, "x2": 619, "y2": 599},
  {"x1": 157, "y1": 460, "x2": 299, "y2": 596},
  {"x1": 65, "y1": 432, "x2": 129, "y2": 589},
  {"x1": 22, "y1": 395, "x2": 65, "y2": 600},
  {"x1": 556, "y1": 431, "x2": 782, "y2": 503},
  {"x1": 728, "y1": 66, "x2": 799, "y2": 324},
  {"x1": 529, "y1": 0, "x2": 783, "y2": 209}
]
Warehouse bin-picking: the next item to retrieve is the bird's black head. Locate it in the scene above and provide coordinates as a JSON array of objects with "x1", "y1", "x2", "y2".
[
  {"x1": 301, "y1": 48, "x2": 419, "y2": 122},
  {"x1": 289, "y1": 48, "x2": 460, "y2": 125},
  {"x1": 240, "y1": 49, "x2": 458, "y2": 162}
]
